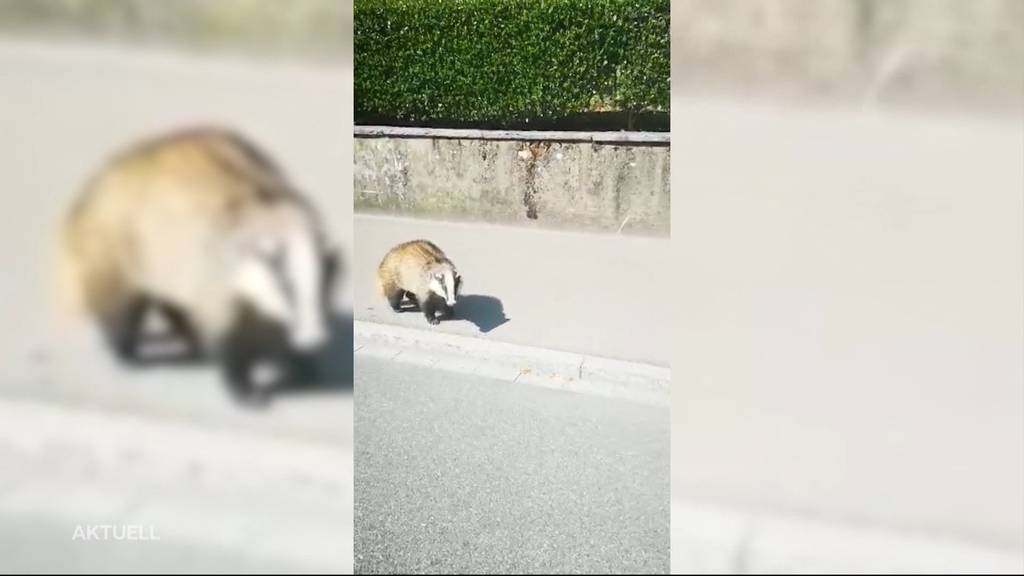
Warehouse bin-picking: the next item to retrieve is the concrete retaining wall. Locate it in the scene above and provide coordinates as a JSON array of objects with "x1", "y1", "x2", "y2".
[{"x1": 354, "y1": 128, "x2": 671, "y2": 235}]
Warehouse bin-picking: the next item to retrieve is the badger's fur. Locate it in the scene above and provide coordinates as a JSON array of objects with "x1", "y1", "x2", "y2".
[
  {"x1": 58, "y1": 126, "x2": 338, "y2": 403},
  {"x1": 376, "y1": 240, "x2": 461, "y2": 325}
]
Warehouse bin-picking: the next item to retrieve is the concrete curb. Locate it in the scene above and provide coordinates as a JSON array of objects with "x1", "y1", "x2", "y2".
[
  {"x1": 671, "y1": 498, "x2": 1024, "y2": 574},
  {"x1": 353, "y1": 320, "x2": 670, "y2": 407}
]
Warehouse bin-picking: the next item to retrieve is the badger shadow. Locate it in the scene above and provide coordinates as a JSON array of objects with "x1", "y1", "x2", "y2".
[
  {"x1": 395, "y1": 293, "x2": 509, "y2": 333},
  {"x1": 453, "y1": 294, "x2": 510, "y2": 333},
  {"x1": 278, "y1": 310, "x2": 353, "y2": 396}
]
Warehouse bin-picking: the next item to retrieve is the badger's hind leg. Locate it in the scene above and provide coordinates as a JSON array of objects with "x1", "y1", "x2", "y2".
[
  {"x1": 154, "y1": 301, "x2": 203, "y2": 361},
  {"x1": 385, "y1": 286, "x2": 405, "y2": 313},
  {"x1": 98, "y1": 293, "x2": 149, "y2": 364}
]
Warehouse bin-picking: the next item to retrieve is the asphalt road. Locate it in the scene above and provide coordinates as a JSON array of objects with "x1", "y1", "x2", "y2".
[{"x1": 354, "y1": 355, "x2": 670, "y2": 574}]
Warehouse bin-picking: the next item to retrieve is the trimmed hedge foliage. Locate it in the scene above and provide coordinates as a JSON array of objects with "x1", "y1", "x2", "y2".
[{"x1": 354, "y1": 0, "x2": 669, "y2": 126}]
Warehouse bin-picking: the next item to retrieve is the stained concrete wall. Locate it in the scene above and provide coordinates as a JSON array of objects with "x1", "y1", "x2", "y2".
[{"x1": 354, "y1": 136, "x2": 671, "y2": 235}]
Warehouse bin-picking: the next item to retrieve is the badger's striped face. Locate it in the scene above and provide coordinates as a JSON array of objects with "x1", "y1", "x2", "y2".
[
  {"x1": 428, "y1": 267, "x2": 461, "y2": 307},
  {"x1": 233, "y1": 227, "x2": 333, "y2": 354}
]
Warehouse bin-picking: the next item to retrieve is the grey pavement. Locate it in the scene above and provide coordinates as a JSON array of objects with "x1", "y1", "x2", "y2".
[
  {"x1": 354, "y1": 354, "x2": 670, "y2": 574},
  {"x1": 0, "y1": 396, "x2": 352, "y2": 573},
  {"x1": 0, "y1": 516, "x2": 310, "y2": 574},
  {"x1": 0, "y1": 39, "x2": 354, "y2": 573},
  {"x1": 353, "y1": 213, "x2": 671, "y2": 367},
  {"x1": 670, "y1": 95, "x2": 1024, "y2": 568}
]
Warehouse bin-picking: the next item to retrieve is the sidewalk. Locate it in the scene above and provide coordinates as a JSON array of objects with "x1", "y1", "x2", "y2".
[{"x1": 353, "y1": 213, "x2": 672, "y2": 367}]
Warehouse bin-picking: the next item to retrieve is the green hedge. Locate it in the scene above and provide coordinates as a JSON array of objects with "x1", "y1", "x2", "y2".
[{"x1": 354, "y1": 0, "x2": 669, "y2": 126}]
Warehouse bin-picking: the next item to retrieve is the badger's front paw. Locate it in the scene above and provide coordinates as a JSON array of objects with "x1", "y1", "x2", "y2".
[{"x1": 427, "y1": 315, "x2": 441, "y2": 326}]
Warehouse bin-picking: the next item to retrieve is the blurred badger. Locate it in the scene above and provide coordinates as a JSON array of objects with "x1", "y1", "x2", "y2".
[{"x1": 58, "y1": 126, "x2": 338, "y2": 404}]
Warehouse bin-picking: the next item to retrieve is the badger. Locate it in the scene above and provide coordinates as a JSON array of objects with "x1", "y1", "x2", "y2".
[
  {"x1": 376, "y1": 240, "x2": 461, "y2": 325},
  {"x1": 58, "y1": 126, "x2": 339, "y2": 404}
]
